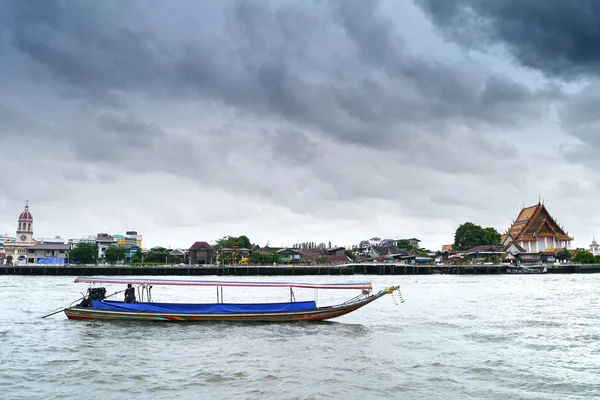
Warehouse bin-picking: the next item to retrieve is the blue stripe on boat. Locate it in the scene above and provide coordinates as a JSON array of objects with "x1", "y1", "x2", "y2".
[{"x1": 92, "y1": 300, "x2": 318, "y2": 314}]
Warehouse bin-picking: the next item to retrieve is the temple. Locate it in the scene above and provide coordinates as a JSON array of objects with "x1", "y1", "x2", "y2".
[{"x1": 502, "y1": 201, "x2": 573, "y2": 263}]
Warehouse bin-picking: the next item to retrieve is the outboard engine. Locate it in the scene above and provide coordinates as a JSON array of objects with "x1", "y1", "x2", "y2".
[{"x1": 78, "y1": 287, "x2": 107, "y2": 307}]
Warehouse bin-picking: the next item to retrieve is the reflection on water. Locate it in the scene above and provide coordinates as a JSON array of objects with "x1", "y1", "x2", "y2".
[{"x1": 1, "y1": 274, "x2": 600, "y2": 399}]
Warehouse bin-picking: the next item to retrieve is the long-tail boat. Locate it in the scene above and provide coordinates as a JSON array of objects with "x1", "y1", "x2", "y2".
[{"x1": 63, "y1": 277, "x2": 402, "y2": 322}]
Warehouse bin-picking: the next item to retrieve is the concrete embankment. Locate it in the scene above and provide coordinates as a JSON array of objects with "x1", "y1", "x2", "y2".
[{"x1": 3, "y1": 263, "x2": 600, "y2": 276}]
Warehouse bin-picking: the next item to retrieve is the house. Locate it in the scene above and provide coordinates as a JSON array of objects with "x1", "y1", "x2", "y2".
[
  {"x1": 277, "y1": 248, "x2": 303, "y2": 263},
  {"x1": 218, "y1": 247, "x2": 252, "y2": 265},
  {"x1": 404, "y1": 238, "x2": 421, "y2": 248},
  {"x1": 324, "y1": 255, "x2": 351, "y2": 264},
  {"x1": 188, "y1": 241, "x2": 215, "y2": 265},
  {"x1": 170, "y1": 249, "x2": 185, "y2": 262},
  {"x1": 126, "y1": 245, "x2": 142, "y2": 261},
  {"x1": 326, "y1": 246, "x2": 346, "y2": 256},
  {"x1": 27, "y1": 244, "x2": 70, "y2": 264},
  {"x1": 461, "y1": 245, "x2": 505, "y2": 263}
]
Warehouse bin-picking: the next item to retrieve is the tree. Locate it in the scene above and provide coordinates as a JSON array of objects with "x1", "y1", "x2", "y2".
[
  {"x1": 104, "y1": 247, "x2": 118, "y2": 264},
  {"x1": 453, "y1": 222, "x2": 501, "y2": 251},
  {"x1": 145, "y1": 248, "x2": 170, "y2": 263},
  {"x1": 69, "y1": 243, "x2": 97, "y2": 264},
  {"x1": 397, "y1": 239, "x2": 414, "y2": 250},
  {"x1": 213, "y1": 235, "x2": 253, "y2": 250},
  {"x1": 131, "y1": 249, "x2": 143, "y2": 263},
  {"x1": 557, "y1": 249, "x2": 571, "y2": 262},
  {"x1": 596, "y1": 255, "x2": 600, "y2": 264},
  {"x1": 345, "y1": 250, "x2": 357, "y2": 261},
  {"x1": 248, "y1": 252, "x2": 263, "y2": 264},
  {"x1": 573, "y1": 250, "x2": 596, "y2": 264}
]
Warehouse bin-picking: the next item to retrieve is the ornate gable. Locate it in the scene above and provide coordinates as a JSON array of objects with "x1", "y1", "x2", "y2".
[{"x1": 504, "y1": 202, "x2": 573, "y2": 242}]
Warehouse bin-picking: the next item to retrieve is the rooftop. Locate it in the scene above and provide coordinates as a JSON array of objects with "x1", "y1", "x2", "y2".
[
  {"x1": 28, "y1": 244, "x2": 70, "y2": 250},
  {"x1": 189, "y1": 241, "x2": 214, "y2": 251}
]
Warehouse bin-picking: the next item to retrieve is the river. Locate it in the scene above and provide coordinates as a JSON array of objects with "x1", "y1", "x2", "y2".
[{"x1": 1, "y1": 274, "x2": 599, "y2": 399}]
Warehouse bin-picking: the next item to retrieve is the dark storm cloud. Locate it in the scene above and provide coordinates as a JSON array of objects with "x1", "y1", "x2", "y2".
[
  {"x1": 417, "y1": 0, "x2": 600, "y2": 78},
  {"x1": 2, "y1": 0, "x2": 552, "y2": 153}
]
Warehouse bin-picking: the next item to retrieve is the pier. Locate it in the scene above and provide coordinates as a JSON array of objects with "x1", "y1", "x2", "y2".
[{"x1": 2, "y1": 263, "x2": 600, "y2": 276}]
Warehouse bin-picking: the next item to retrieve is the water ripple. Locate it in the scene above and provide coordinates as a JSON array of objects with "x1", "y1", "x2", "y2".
[{"x1": 1, "y1": 274, "x2": 600, "y2": 399}]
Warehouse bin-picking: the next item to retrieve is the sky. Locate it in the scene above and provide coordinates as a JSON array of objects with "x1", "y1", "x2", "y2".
[{"x1": 1, "y1": 0, "x2": 600, "y2": 250}]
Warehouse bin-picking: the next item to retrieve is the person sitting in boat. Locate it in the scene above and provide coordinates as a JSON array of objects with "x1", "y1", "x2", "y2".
[{"x1": 124, "y1": 284, "x2": 136, "y2": 303}]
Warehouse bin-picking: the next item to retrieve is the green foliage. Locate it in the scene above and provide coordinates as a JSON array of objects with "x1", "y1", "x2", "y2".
[
  {"x1": 573, "y1": 250, "x2": 596, "y2": 264},
  {"x1": 596, "y1": 255, "x2": 600, "y2": 264},
  {"x1": 214, "y1": 235, "x2": 253, "y2": 250},
  {"x1": 344, "y1": 250, "x2": 357, "y2": 261},
  {"x1": 453, "y1": 222, "x2": 501, "y2": 251},
  {"x1": 69, "y1": 243, "x2": 97, "y2": 264},
  {"x1": 145, "y1": 249, "x2": 170, "y2": 263},
  {"x1": 131, "y1": 249, "x2": 143, "y2": 263},
  {"x1": 105, "y1": 246, "x2": 127, "y2": 264},
  {"x1": 556, "y1": 249, "x2": 571, "y2": 261},
  {"x1": 292, "y1": 242, "x2": 327, "y2": 250},
  {"x1": 396, "y1": 240, "x2": 417, "y2": 252},
  {"x1": 227, "y1": 250, "x2": 281, "y2": 265}
]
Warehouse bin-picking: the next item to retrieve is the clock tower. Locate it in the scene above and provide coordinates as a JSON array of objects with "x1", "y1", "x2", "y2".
[
  {"x1": 4, "y1": 201, "x2": 36, "y2": 265},
  {"x1": 17, "y1": 200, "x2": 34, "y2": 243}
]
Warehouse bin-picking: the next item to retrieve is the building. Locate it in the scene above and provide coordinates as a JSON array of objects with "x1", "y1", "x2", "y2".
[
  {"x1": 113, "y1": 231, "x2": 142, "y2": 248},
  {"x1": 27, "y1": 244, "x2": 70, "y2": 264},
  {"x1": 4, "y1": 201, "x2": 37, "y2": 265},
  {"x1": 502, "y1": 201, "x2": 573, "y2": 262},
  {"x1": 36, "y1": 236, "x2": 66, "y2": 244},
  {"x1": 189, "y1": 241, "x2": 215, "y2": 265},
  {"x1": 461, "y1": 245, "x2": 505, "y2": 263},
  {"x1": 326, "y1": 246, "x2": 346, "y2": 256},
  {"x1": 404, "y1": 238, "x2": 421, "y2": 248},
  {"x1": 277, "y1": 248, "x2": 303, "y2": 262},
  {"x1": 590, "y1": 235, "x2": 600, "y2": 256},
  {"x1": 323, "y1": 255, "x2": 352, "y2": 264},
  {"x1": 96, "y1": 233, "x2": 115, "y2": 260},
  {"x1": 217, "y1": 247, "x2": 251, "y2": 264},
  {"x1": 68, "y1": 235, "x2": 97, "y2": 246}
]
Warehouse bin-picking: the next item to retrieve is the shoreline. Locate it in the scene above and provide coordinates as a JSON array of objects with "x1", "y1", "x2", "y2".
[{"x1": 2, "y1": 263, "x2": 600, "y2": 276}]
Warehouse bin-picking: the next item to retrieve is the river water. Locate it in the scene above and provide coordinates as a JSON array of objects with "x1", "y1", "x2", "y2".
[{"x1": 1, "y1": 274, "x2": 599, "y2": 399}]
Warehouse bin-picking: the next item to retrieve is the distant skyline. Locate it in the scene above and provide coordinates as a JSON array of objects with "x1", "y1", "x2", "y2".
[{"x1": 1, "y1": 1, "x2": 600, "y2": 251}]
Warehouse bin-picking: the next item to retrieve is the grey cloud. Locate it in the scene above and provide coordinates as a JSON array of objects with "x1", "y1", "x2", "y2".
[
  {"x1": 269, "y1": 128, "x2": 320, "y2": 166},
  {"x1": 1, "y1": 0, "x2": 585, "y2": 250},
  {"x1": 416, "y1": 0, "x2": 600, "y2": 78},
  {"x1": 3, "y1": 0, "x2": 553, "y2": 154},
  {"x1": 98, "y1": 113, "x2": 164, "y2": 145}
]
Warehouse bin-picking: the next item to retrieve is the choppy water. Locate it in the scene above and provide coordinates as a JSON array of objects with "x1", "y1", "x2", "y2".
[{"x1": 1, "y1": 274, "x2": 599, "y2": 399}]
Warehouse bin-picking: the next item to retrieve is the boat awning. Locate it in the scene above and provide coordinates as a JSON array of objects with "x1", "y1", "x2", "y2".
[{"x1": 74, "y1": 276, "x2": 373, "y2": 290}]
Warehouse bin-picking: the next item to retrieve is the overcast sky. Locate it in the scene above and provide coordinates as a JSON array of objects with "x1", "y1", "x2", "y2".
[{"x1": 1, "y1": 0, "x2": 599, "y2": 250}]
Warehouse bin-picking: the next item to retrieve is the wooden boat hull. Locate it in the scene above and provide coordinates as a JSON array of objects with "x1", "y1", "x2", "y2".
[{"x1": 64, "y1": 295, "x2": 381, "y2": 322}]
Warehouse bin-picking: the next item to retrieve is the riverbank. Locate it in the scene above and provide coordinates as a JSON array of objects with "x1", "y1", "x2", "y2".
[{"x1": 3, "y1": 263, "x2": 600, "y2": 276}]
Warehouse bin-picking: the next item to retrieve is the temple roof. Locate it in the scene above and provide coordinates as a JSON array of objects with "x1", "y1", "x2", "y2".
[{"x1": 505, "y1": 202, "x2": 572, "y2": 242}]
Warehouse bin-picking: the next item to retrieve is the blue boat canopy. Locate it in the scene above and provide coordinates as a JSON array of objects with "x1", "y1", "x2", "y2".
[
  {"x1": 92, "y1": 300, "x2": 318, "y2": 314},
  {"x1": 74, "y1": 276, "x2": 372, "y2": 290}
]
